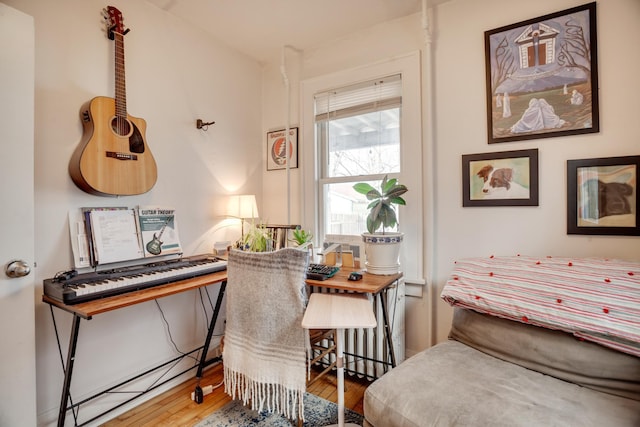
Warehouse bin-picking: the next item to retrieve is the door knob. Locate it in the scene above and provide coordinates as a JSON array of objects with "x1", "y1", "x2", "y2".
[{"x1": 5, "y1": 260, "x2": 31, "y2": 278}]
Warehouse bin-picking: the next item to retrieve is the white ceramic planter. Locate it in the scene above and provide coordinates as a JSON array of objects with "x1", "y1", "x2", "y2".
[{"x1": 361, "y1": 232, "x2": 403, "y2": 275}]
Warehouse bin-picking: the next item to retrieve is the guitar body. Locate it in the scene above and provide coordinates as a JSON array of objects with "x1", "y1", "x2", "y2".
[
  {"x1": 146, "y1": 234, "x2": 163, "y2": 255},
  {"x1": 69, "y1": 96, "x2": 158, "y2": 196}
]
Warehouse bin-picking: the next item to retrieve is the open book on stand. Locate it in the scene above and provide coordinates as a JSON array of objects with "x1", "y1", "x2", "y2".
[{"x1": 69, "y1": 206, "x2": 183, "y2": 269}]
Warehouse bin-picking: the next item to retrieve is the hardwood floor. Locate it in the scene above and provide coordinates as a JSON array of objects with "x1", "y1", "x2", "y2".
[{"x1": 102, "y1": 363, "x2": 372, "y2": 426}]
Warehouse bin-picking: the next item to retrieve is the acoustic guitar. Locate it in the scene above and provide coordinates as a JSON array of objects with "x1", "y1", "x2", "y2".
[{"x1": 69, "y1": 6, "x2": 157, "y2": 196}]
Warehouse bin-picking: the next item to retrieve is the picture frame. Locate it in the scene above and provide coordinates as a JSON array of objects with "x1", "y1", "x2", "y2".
[
  {"x1": 484, "y1": 2, "x2": 598, "y2": 144},
  {"x1": 462, "y1": 149, "x2": 539, "y2": 207},
  {"x1": 567, "y1": 156, "x2": 639, "y2": 236},
  {"x1": 266, "y1": 127, "x2": 298, "y2": 171}
]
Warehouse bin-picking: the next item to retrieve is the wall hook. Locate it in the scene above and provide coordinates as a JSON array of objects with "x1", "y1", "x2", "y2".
[{"x1": 196, "y1": 119, "x2": 215, "y2": 131}]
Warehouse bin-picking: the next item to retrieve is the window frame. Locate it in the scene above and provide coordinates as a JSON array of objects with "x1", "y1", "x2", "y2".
[{"x1": 301, "y1": 51, "x2": 423, "y2": 282}]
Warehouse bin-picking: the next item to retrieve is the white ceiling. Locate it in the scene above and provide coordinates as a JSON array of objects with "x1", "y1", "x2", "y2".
[{"x1": 146, "y1": 0, "x2": 443, "y2": 63}]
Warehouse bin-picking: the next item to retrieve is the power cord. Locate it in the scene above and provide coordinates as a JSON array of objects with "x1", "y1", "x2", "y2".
[
  {"x1": 191, "y1": 380, "x2": 224, "y2": 402},
  {"x1": 155, "y1": 300, "x2": 200, "y2": 363},
  {"x1": 155, "y1": 285, "x2": 226, "y2": 402}
]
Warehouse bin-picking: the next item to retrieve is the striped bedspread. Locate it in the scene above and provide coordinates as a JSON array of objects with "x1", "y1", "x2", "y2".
[{"x1": 441, "y1": 256, "x2": 640, "y2": 357}]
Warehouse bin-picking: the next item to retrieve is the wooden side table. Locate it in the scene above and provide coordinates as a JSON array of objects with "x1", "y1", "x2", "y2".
[
  {"x1": 302, "y1": 293, "x2": 376, "y2": 427},
  {"x1": 306, "y1": 269, "x2": 402, "y2": 372}
]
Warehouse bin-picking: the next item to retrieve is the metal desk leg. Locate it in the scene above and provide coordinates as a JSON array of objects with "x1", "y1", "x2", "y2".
[
  {"x1": 194, "y1": 280, "x2": 226, "y2": 403},
  {"x1": 58, "y1": 314, "x2": 81, "y2": 427},
  {"x1": 378, "y1": 289, "x2": 397, "y2": 368}
]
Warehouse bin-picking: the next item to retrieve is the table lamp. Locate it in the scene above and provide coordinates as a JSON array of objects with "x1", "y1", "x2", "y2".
[{"x1": 227, "y1": 194, "x2": 259, "y2": 239}]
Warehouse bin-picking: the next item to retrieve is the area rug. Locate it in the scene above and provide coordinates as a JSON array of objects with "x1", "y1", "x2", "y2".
[{"x1": 194, "y1": 392, "x2": 363, "y2": 426}]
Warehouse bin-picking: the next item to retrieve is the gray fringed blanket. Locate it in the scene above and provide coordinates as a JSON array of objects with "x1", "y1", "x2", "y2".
[{"x1": 223, "y1": 248, "x2": 310, "y2": 421}]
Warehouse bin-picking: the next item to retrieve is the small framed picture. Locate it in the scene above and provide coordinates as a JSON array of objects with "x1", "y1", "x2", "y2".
[
  {"x1": 266, "y1": 127, "x2": 298, "y2": 171},
  {"x1": 567, "y1": 156, "x2": 639, "y2": 235},
  {"x1": 462, "y1": 149, "x2": 539, "y2": 207},
  {"x1": 484, "y1": 3, "x2": 598, "y2": 143}
]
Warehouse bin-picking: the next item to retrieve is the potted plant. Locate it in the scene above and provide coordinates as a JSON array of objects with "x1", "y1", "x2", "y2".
[
  {"x1": 353, "y1": 175, "x2": 408, "y2": 275},
  {"x1": 290, "y1": 227, "x2": 315, "y2": 260},
  {"x1": 238, "y1": 222, "x2": 269, "y2": 252},
  {"x1": 290, "y1": 228, "x2": 313, "y2": 247}
]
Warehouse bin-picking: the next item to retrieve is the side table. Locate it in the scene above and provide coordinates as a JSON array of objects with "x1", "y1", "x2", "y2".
[{"x1": 302, "y1": 293, "x2": 376, "y2": 427}]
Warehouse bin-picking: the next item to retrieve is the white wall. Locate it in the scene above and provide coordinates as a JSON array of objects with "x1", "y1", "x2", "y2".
[
  {"x1": 431, "y1": 0, "x2": 640, "y2": 343},
  {"x1": 2, "y1": 0, "x2": 262, "y2": 425},
  {"x1": 261, "y1": 0, "x2": 640, "y2": 356}
]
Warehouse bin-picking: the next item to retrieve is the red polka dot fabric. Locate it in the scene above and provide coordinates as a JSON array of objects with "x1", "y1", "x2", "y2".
[{"x1": 441, "y1": 255, "x2": 640, "y2": 356}]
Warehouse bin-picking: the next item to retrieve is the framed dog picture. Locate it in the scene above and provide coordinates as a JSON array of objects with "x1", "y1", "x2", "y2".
[
  {"x1": 484, "y1": 2, "x2": 599, "y2": 144},
  {"x1": 267, "y1": 127, "x2": 298, "y2": 171},
  {"x1": 462, "y1": 149, "x2": 539, "y2": 207},
  {"x1": 567, "y1": 156, "x2": 639, "y2": 236}
]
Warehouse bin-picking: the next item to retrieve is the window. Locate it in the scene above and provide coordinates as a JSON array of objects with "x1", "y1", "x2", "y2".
[
  {"x1": 314, "y1": 75, "x2": 402, "y2": 238},
  {"x1": 301, "y1": 52, "x2": 423, "y2": 282}
]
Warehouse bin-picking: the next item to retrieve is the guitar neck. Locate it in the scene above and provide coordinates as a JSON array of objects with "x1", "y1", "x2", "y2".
[{"x1": 114, "y1": 31, "x2": 127, "y2": 119}]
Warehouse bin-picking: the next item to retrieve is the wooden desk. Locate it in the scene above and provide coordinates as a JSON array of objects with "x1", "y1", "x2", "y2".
[
  {"x1": 43, "y1": 271, "x2": 227, "y2": 427},
  {"x1": 306, "y1": 268, "x2": 403, "y2": 371}
]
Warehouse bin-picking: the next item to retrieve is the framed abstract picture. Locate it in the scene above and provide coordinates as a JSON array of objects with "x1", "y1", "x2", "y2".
[
  {"x1": 567, "y1": 156, "x2": 639, "y2": 236},
  {"x1": 485, "y1": 2, "x2": 598, "y2": 143},
  {"x1": 462, "y1": 149, "x2": 539, "y2": 207},
  {"x1": 266, "y1": 127, "x2": 298, "y2": 171}
]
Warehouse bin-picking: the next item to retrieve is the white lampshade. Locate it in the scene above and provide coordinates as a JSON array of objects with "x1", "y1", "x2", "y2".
[{"x1": 227, "y1": 194, "x2": 259, "y2": 219}]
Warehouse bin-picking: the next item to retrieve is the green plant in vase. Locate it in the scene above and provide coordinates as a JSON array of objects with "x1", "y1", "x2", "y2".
[
  {"x1": 353, "y1": 175, "x2": 407, "y2": 275},
  {"x1": 353, "y1": 175, "x2": 408, "y2": 235}
]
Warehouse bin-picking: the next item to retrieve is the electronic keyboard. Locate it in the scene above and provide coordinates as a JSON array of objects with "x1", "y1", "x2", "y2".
[{"x1": 43, "y1": 255, "x2": 227, "y2": 305}]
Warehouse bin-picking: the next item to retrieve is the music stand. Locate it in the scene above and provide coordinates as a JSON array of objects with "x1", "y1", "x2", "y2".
[{"x1": 302, "y1": 293, "x2": 376, "y2": 427}]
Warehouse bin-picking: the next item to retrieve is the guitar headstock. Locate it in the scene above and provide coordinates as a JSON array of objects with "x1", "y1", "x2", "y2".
[{"x1": 103, "y1": 6, "x2": 129, "y2": 40}]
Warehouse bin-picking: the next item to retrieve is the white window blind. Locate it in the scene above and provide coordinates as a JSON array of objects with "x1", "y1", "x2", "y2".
[{"x1": 314, "y1": 74, "x2": 401, "y2": 121}]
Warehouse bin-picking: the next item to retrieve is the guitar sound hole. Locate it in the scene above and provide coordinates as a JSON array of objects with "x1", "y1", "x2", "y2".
[
  {"x1": 110, "y1": 117, "x2": 145, "y2": 154},
  {"x1": 111, "y1": 117, "x2": 131, "y2": 137}
]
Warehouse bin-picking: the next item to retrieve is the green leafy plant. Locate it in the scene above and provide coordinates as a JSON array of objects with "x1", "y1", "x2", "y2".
[
  {"x1": 353, "y1": 175, "x2": 408, "y2": 234},
  {"x1": 291, "y1": 228, "x2": 313, "y2": 246},
  {"x1": 240, "y1": 222, "x2": 269, "y2": 252}
]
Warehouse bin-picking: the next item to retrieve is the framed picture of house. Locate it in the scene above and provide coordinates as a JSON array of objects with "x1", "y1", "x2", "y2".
[
  {"x1": 462, "y1": 149, "x2": 539, "y2": 207},
  {"x1": 266, "y1": 127, "x2": 298, "y2": 171},
  {"x1": 484, "y1": 2, "x2": 598, "y2": 144},
  {"x1": 567, "y1": 156, "x2": 639, "y2": 236}
]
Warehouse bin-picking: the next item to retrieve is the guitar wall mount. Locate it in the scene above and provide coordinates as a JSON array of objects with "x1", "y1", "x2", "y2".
[{"x1": 196, "y1": 119, "x2": 215, "y2": 131}]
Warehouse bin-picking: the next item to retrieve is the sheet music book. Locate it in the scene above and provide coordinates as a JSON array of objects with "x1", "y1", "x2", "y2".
[
  {"x1": 68, "y1": 209, "x2": 92, "y2": 269},
  {"x1": 68, "y1": 206, "x2": 183, "y2": 268},
  {"x1": 69, "y1": 207, "x2": 128, "y2": 268},
  {"x1": 90, "y1": 209, "x2": 144, "y2": 264},
  {"x1": 138, "y1": 206, "x2": 183, "y2": 257}
]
